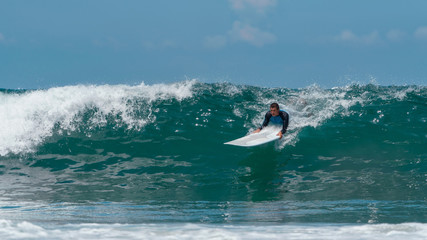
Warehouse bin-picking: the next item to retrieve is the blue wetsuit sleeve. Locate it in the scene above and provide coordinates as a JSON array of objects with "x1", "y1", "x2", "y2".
[
  {"x1": 259, "y1": 112, "x2": 272, "y2": 130},
  {"x1": 280, "y1": 111, "x2": 289, "y2": 134}
]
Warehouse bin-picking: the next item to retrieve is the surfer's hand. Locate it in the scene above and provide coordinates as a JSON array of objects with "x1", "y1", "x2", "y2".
[
  {"x1": 252, "y1": 129, "x2": 261, "y2": 134},
  {"x1": 277, "y1": 131, "x2": 283, "y2": 139}
]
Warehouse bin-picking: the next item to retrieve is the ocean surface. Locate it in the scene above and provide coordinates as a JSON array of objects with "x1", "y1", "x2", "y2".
[{"x1": 0, "y1": 80, "x2": 426, "y2": 239}]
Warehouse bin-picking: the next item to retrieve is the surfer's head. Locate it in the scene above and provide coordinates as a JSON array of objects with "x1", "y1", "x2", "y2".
[
  {"x1": 270, "y1": 103, "x2": 280, "y2": 116},
  {"x1": 270, "y1": 103, "x2": 280, "y2": 110}
]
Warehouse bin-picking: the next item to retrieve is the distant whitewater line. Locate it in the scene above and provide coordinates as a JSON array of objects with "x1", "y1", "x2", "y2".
[{"x1": 0, "y1": 220, "x2": 426, "y2": 240}]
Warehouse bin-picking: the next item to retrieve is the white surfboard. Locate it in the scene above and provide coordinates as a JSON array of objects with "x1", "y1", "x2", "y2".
[{"x1": 224, "y1": 126, "x2": 282, "y2": 147}]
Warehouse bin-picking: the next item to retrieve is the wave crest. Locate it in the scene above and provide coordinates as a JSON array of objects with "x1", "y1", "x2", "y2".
[{"x1": 0, "y1": 80, "x2": 196, "y2": 156}]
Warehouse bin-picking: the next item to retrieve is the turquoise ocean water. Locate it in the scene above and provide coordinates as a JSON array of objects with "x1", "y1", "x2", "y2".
[{"x1": 0, "y1": 81, "x2": 426, "y2": 239}]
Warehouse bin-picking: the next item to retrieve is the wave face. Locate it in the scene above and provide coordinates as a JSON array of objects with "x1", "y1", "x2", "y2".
[{"x1": 0, "y1": 81, "x2": 426, "y2": 223}]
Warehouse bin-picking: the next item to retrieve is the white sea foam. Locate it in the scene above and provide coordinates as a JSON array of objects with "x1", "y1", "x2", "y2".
[
  {"x1": 0, "y1": 80, "x2": 196, "y2": 156},
  {"x1": 0, "y1": 220, "x2": 425, "y2": 240},
  {"x1": 246, "y1": 85, "x2": 364, "y2": 149}
]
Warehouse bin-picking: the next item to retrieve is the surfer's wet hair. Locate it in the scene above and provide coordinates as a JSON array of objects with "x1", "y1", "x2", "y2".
[{"x1": 270, "y1": 103, "x2": 280, "y2": 110}]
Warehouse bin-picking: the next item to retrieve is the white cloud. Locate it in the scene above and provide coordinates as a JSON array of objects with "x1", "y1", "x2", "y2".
[
  {"x1": 414, "y1": 26, "x2": 427, "y2": 40},
  {"x1": 204, "y1": 0, "x2": 277, "y2": 49},
  {"x1": 334, "y1": 30, "x2": 381, "y2": 45},
  {"x1": 386, "y1": 29, "x2": 406, "y2": 42},
  {"x1": 229, "y1": 0, "x2": 277, "y2": 12},
  {"x1": 228, "y1": 21, "x2": 276, "y2": 47},
  {"x1": 336, "y1": 30, "x2": 357, "y2": 42},
  {"x1": 204, "y1": 21, "x2": 276, "y2": 49},
  {"x1": 204, "y1": 35, "x2": 228, "y2": 49}
]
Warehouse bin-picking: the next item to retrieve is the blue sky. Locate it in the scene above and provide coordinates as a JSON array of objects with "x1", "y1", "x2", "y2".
[{"x1": 1, "y1": 0, "x2": 426, "y2": 89}]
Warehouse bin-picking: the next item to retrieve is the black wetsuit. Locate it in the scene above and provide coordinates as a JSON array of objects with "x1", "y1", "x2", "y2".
[{"x1": 259, "y1": 110, "x2": 289, "y2": 134}]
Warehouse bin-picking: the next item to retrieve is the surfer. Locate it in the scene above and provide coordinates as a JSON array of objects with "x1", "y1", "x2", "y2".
[{"x1": 252, "y1": 103, "x2": 289, "y2": 139}]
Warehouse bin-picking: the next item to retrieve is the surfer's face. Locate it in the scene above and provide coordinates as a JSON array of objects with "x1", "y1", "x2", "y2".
[{"x1": 270, "y1": 107, "x2": 279, "y2": 116}]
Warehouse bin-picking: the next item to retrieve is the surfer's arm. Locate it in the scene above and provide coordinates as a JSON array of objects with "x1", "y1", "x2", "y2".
[
  {"x1": 280, "y1": 111, "x2": 289, "y2": 134},
  {"x1": 258, "y1": 112, "x2": 272, "y2": 131},
  {"x1": 252, "y1": 112, "x2": 271, "y2": 134}
]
